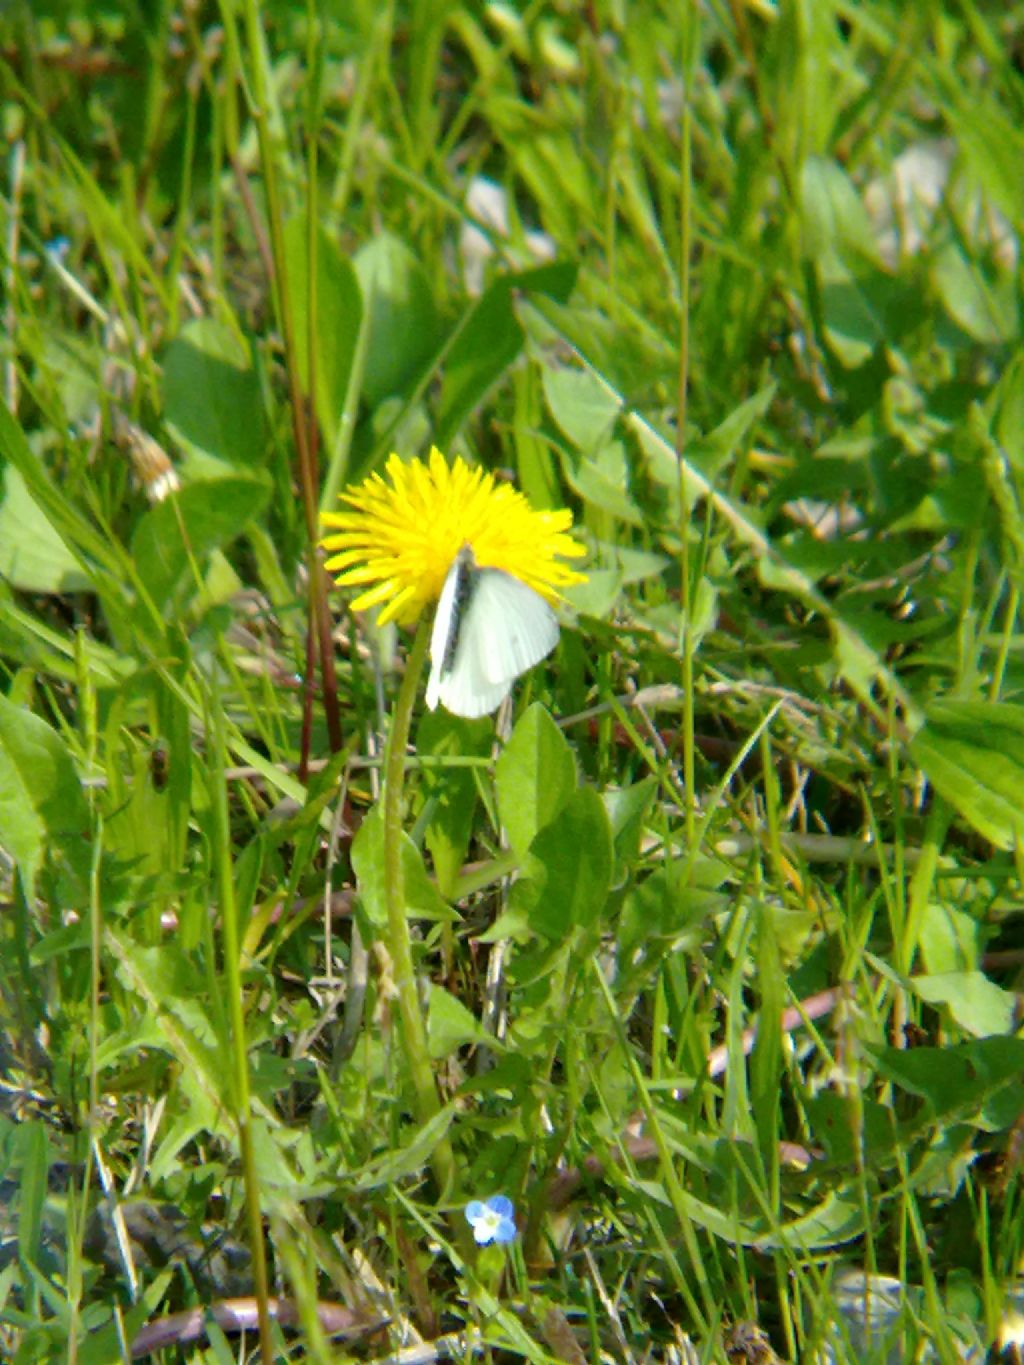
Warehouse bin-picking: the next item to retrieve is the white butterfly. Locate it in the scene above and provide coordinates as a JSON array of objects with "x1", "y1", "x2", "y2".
[{"x1": 425, "y1": 544, "x2": 559, "y2": 718}]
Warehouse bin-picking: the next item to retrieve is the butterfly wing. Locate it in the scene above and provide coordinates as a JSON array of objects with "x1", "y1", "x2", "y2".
[
  {"x1": 427, "y1": 556, "x2": 560, "y2": 718},
  {"x1": 435, "y1": 570, "x2": 558, "y2": 717},
  {"x1": 471, "y1": 570, "x2": 560, "y2": 686}
]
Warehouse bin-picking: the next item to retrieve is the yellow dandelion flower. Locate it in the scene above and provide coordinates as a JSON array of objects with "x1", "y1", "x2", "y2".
[{"x1": 320, "y1": 447, "x2": 587, "y2": 626}]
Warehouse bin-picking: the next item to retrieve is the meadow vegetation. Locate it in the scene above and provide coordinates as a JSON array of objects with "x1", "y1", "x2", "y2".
[{"x1": 1, "y1": 0, "x2": 1024, "y2": 1360}]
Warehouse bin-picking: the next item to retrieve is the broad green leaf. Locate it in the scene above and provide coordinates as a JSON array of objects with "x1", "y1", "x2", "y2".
[
  {"x1": 910, "y1": 971, "x2": 1015, "y2": 1038},
  {"x1": 817, "y1": 268, "x2": 887, "y2": 367},
  {"x1": 617, "y1": 864, "x2": 725, "y2": 960},
  {"x1": 0, "y1": 692, "x2": 89, "y2": 897},
  {"x1": 562, "y1": 567, "x2": 622, "y2": 618},
  {"x1": 604, "y1": 776, "x2": 658, "y2": 876},
  {"x1": 932, "y1": 242, "x2": 1018, "y2": 344},
  {"x1": 870, "y1": 1036, "x2": 1024, "y2": 1125},
  {"x1": 131, "y1": 475, "x2": 270, "y2": 612},
  {"x1": 909, "y1": 700, "x2": 1024, "y2": 850},
  {"x1": 351, "y1": 805, "x2": 454, "y2": 929},
  {"x1": 524, "y1": 786, "x2": 613, "y2": 939},
  {"x1": 0, "y1": 398, "x2": 122, "y2": 587},
  {"x1": 986, "y1": 350, "x2": 1024, "y2": 467},
  {"x1": 495, "y1": 703, "x2": 577, "y2": 860},
  {"x1": 919, "y1": 901, "x2": 981, "y2": 974},
  {"x1": 435, "y1": 274, "x2": 523, "y2": 449},
  {"x1": 354, "y1": 233, "x2": 438, "y2": 408},
  {"x1": 0, "y1": 465, "x2": 93, "y2": 593},
  {"x1": 284, "y1": 215, "x2": 363, "y2": 450},
  {"x1": 805, "y1": 1093, "x2": 898, "y2": 1167},
  {"x1": 754, "y1": 1192, "x2": 865, "y2": 1252},
  {"x1": 560, "y1": 439, "x2": 644, "y2": 526},
  {"x1": 801, "y1": 157, "x2": 886, "y2": 270},
  {"x1": 14, "y1": 1120, "x2": 49, "y2": 1270},
  {"x1": 427, "y1": 985, "x2": 493, "y2": 1059},
  {"x1": 163, "y1": 319, "x2": 266, "y2": 468},
  {"x1": 542, "y1": 365, "x2": 622, "y2": 454}
]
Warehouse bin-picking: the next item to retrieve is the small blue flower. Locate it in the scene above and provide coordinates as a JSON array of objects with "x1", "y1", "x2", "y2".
[{"x1": 465, "y1": 1195, "x2": 516, "y2": 1245}]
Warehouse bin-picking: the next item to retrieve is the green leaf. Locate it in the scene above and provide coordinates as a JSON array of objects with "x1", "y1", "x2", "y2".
[
  {"x1": 284, "y1": 215, "x2": 363, "y2": 450},
  {"x1": 560, "y1": 440, "x2": 644, "y2": 526},
  {"x1": 918, "y1": 901, "x2": 981, "y2": 974},
  {"x1": 986, "y1": 351, "x2": 1024, "y2": 466},
  {"x1": 604, "y1": 776, "x2": 658, "y2": 877},
  {"x1": 354, "y1": 233, "x2": 438, "y2": 408},
  {"x1": 163, "y1": 319, "x2": 266, "y2": 469},
  {"x1": 755, "y1": 1192, "x2": 865, "y2": 1252},
  {"x1": 14, "y1": 1120, "x2": 49, "y2": 1270},
  {"x1": 0, "y1": 692, "x2": 89, "y2": 897},
  {"x1": 870, "y1": 1036, "x2": 1024, "y2": 1124},
  {"x1": 0, "y1": 465, "x2": 93, "y2": 593},
  {"x1": 0, "y1": 398, "x2": 122, "y2": 588},
  {"x1": 909, "y1": 700, "x2": 1024, "y2": 850},
  {"x1": 523, "y1": 786, "x2": 613, "y2": 939},
  {"x1": 910, "y1": 972, "x2": 1015, "y2": 1038},
  {"x1": 351, "y1": 805, "x2": 454, "y2": 929},
  {"x1": 617, "y1": 863, "x2": 725, "y2": 960},
  {"x1": 427, "y1": 985, "x2": 493, "y2": 1059},
  {"x1": 932, "y1": 242, "x2": 1018, "y2": 344},
  {"x1": 131, "y1": 475, "x2": 270, "y2": 612},
  {"x1": 805, "y1": 1093, "x2": 898, "y2": 1167},
  {"x1": 800, "y1": 156, "x2": 886, "y2": 269},
  {"x1": 543, "y1": 365, "x2": 622, "y2": 454},
  {"x1": 495, "y1": 703, "x2": 577, "y2": 860}
]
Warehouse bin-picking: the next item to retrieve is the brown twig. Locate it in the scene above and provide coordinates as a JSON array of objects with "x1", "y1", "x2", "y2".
[{"x1": 129, "y1": 1296, "x2": 380, "y2": 1357}]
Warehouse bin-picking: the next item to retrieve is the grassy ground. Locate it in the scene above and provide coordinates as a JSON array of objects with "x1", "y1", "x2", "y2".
[{"x1": 2, "y1": 0, "x2": 1024, "y2": 1360}]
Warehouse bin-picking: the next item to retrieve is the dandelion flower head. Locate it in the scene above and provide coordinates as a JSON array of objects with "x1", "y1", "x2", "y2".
[{"x1": 320, "y1": 447, "x2": 586, "y2": 626}]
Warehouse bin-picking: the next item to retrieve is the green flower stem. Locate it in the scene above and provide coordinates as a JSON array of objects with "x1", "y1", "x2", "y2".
[{"x1": 382, "y1": 620, "x2": 465, "y2": 1224}]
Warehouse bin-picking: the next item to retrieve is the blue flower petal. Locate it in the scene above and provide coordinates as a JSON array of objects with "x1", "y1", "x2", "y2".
[
  {"x1": 493, "y1": 1214, "x2": 517, "y2": 1244},
  {"x1": 464, "y1": 1195, "x2": 517, "y2": 1245}
]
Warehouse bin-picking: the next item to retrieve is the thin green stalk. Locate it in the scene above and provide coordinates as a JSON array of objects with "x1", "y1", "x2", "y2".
[
  {"x1": 382, "y1": 626, "x2": 448, "y2": 1144},
  {"x1": 990, "y1": 581, "x2": 1019, "y2": 700},
  {"x1": 677, "y1": 5, "x2": 697, "y2": 857},
  {"x1": 380, "y1": 620, "x2": 473, "y2": 1259},
  {"x1": 209, "y1": 678, "x2": 274, "y2": 1361}
]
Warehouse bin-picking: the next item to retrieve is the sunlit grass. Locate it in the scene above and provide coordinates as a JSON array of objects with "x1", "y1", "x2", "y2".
[{"x1": 1, "y1": 1, "x2": 1023, "y2": 1361}]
